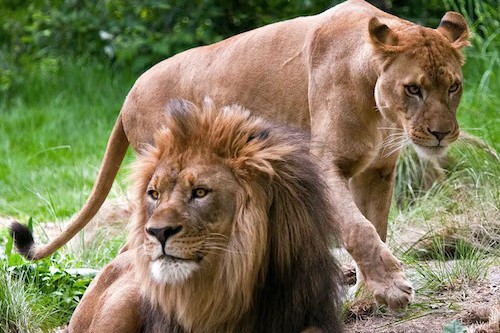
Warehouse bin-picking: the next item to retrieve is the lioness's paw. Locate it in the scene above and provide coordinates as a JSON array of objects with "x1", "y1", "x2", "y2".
[
  {"x1": 369, "y1": 276, "x2": 414, "y2": 310},
  {"x1": 361, "y1": 247, "x2": 414, "y2": 310}
]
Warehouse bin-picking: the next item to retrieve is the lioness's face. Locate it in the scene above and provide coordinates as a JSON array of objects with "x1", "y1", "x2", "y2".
[
  {"x1": 374, "y1": 38, "x2": 463, "y2": 157},
  {"x1": 142, "y1": 157, "x2": 240, "y2": 285}
]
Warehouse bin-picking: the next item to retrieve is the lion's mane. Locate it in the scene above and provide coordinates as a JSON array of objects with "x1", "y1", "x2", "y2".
[{"x1": 126, "y1": 100, "x2": 343, "y2": 332}]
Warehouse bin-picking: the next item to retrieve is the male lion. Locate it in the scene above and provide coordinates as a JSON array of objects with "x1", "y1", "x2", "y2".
[
  {"x1": 63, "y1": 100, "x2": 343, "y2": 333},
  {"x1": 11, "y1": 0, "x2": 470, "y2": 309}
]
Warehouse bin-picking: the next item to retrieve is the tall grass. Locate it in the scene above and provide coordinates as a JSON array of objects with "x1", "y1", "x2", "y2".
[
  {"x1": 0, "y1": 269, "x2": 65, "y2": 332},
  {"x1": 0, "y1": 272, "x2": 43, "y2": 333},
  {"x1": 445, "y1": 0, "x2": 499, "y2": 149},
  {"x1": 0, "y1": 58, "x2": 134, "y2": 331},
  {"x1": 408, "y1": 238, "x2": 493, "y2": 291}
]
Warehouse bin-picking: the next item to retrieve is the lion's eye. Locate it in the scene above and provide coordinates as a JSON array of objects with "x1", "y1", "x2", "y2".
[
  {"x1": 192, "y1": 188, "x2": 209, "y2": 199},
  {"x1": 449, "y1": 83, "x2": 460, "y2": 93},
  {"x1": 148, "y1": 189, "x2": 159, "y2": 200},
  {"x1": 404, "y1": 85, "x2": 421, "y2": 97}
]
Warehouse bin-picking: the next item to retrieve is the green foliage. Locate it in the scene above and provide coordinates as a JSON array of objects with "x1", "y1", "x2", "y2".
[
  {"x1": 382, "y1": 0, "x2": 447, "y2": 25},
  {"x1": 0, "y1": 271, "x2": 46, "y2": 333},
  {"x1": 0, "y1": 59, "x2": 133, "y2": 221},
  {"x1": 0, "y1": 0, "x2": 340, "y2": 103},
  {"x1": 1, "y1": 229, "x2": 93, "y2": 329}
]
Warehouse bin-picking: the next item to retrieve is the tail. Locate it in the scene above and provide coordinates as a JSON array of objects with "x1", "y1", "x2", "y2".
[{"x1": 10, "y1": 113, "x2": 129, "y2": 260}]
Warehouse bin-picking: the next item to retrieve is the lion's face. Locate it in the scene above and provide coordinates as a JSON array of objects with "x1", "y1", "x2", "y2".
[
  {"x1": 375, "y1": 44, "x2": 462, "y2": 157},
  {"x1": 140, "y1": 155, "x2": 240, "y2": 285},
  {"x1": 370, "y1": 16, "x2": 469, "y2": 158}
]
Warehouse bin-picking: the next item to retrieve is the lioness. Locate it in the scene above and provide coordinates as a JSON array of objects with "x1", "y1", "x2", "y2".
[
  {"x1": 11, "y1": 0, "x2": 469, "y2": 309},
  {"x1": 63, "y1": 100, "x2": 343, "y2": 333}
]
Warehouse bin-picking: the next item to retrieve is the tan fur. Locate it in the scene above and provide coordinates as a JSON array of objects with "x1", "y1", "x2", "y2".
[
  {"x1": 67, "y1": 101, "x2": 342, "y2": 332},
  {"x1": 14, "y1": 0, "x2": 469, "y2": 309}
]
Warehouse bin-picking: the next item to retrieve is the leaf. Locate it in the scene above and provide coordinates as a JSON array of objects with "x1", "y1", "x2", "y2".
[
  {"x1": 443, "y1": 320, "x2": 466, "y2": 333},
  {"x1": 27, "y1": 217, "x2": 33, "y2": 232},
  {"x1": 5, "y1": 232, "x2": 13, "y2": 257},
  {"x1": 7, "y1": 253, "x2": 24, "y2": 267}
]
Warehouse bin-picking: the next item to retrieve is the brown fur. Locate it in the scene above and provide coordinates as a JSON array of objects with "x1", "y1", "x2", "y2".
[
  {"x1": 66, "y1": 101, "x2": 342, "y2": 333},
  {"x1": 12, "y1": 0, "x2": 469, "y2": 309}
]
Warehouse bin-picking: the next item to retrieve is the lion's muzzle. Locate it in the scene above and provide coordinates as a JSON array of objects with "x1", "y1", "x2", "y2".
[{"x1": 146, "y1": 225, "x2": 182, "y2": 246}]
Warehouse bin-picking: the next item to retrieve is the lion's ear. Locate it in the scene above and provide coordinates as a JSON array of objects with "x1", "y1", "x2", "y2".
[
  {"x1": 437, "y1": 12, "x2": 470, "y2": 49},
  {"x1": 368, "y1": 17, "x2": 399, "y2": 50}
]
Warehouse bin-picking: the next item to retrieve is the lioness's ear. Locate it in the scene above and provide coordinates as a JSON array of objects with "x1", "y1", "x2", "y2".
[
  {"x1": 437, "y1": 12, "x2": 470, "y2": 49},
  {"x1": 368, "y1": 17, "x2": 399, "y2": 50}
]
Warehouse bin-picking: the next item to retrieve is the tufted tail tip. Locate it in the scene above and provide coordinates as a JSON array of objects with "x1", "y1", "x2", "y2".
[{"x1": 9, "y1": 221, "x2": 36, "y2": 260}]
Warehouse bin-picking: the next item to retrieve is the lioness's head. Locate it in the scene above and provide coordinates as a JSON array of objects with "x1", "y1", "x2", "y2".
[{"x1": 369, "y1": 12, "x2": 470, "y2": 157}]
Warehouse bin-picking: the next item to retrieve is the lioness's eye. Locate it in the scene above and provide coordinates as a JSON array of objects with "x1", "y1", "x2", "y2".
[
  {"x1": 148, "y1": 189, "x2": 159, "y2": 200},
  {"x1": 192, "y1": 188, "x2": 209, "y2": 199},
  {"x1": 449, "y1": 83, "x2": 460, "y2": 93},
  {"x1": 404, "y1": 85, "x2": 421, "y2": 96}
]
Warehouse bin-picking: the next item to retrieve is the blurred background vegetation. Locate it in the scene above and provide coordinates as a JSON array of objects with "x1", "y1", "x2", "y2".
[{"x1": 0, "y1": 0, "x2": 497, "y2": 105}]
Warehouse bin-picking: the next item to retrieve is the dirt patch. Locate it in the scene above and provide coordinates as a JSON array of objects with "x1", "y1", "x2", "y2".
[
  {"x1": 344, "y1": 266, "x2": 500, "y2": 333},
  {"x1": 38, "y1": 197, "x2": 131, "y2": 253}
]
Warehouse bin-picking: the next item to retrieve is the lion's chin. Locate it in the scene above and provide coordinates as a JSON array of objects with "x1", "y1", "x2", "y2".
[
  {"x1": 150, "y1": 256, "x2": 200, "y2": 285},
  {"x1": 413, "y1": 144, "x2": 448, "y2": 158}
]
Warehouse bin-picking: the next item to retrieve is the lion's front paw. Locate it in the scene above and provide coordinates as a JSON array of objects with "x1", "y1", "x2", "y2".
[
  {"x1": 366, "y1": 274, "x2": 414, "y2": 310},
  {"x1": 361, "y1": 248, "x2": 414, "y2": 310}
]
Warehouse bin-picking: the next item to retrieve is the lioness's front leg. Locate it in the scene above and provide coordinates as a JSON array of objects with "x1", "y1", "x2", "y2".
[
  {"x1": 308, "y1": 97, "x2": 413, "y2": 309},
  {"x1": 349, "y1": 160, "x2": 414, "y2": 307},
  {"x1": 307, "y1": 44, "x2": 413, "y2": 307},
  {"x1": 325, "y1": 170, "x2": 412, "y2": 309},
  {"x1": 350, "y1": 157, "x2": 399, "y2": 242}
]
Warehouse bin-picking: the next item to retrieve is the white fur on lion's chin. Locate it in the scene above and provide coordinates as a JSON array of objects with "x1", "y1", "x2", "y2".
[
  {"x1": 150, "y1": 259, "x2": 199, "y2": 285},
  {"x1": 413, "y1": 144, "x2": 448, "y2": 158}
]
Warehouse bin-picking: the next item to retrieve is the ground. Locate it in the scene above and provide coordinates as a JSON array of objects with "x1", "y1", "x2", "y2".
[{"x1": 343, "y1": 265, "x2": 500, "y2": 333}]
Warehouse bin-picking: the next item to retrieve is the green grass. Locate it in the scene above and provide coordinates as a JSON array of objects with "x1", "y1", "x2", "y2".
[
  {"x1": 0, "y1": 271, "x2": 48, "y2": 333},
  {"x1": 446, "y1": 0, "x2": 500, "y2": 150},
  {"x1": 0, "y1": 58, "x2": 135, "y2": 222}
]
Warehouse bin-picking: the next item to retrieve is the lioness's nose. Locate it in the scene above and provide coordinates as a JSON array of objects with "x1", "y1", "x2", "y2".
[
  {"x1": 146, "y1": 226, "x2": 182, "y2": 244},
  {"x1": 428, "y1": 128, "x2": 451, "y2": 142}
]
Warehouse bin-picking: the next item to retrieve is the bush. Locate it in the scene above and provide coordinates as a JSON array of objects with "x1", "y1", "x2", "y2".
[{"x1": 0, "y1": 0, "x2": 341, "y2": 103}]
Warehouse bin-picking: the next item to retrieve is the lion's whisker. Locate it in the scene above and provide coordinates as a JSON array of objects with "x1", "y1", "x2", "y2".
[
  {"x1": 376, "y1": 134, "x2": 408, "y2": 152},
  {"x1": 383, "y1": 139, "x2": 411, "y2": 158},
  {"x1": 201, "y1": 244, "x2": 253, "y2": 255},
  {"x1": 205, "y1": 233, "x2": 231, "y2": 241},
  {"x1": 374, "y1": 132, "x2": 411, "y2": 158},
  {"x1": 378, "y1": 136, "x2": 405, "y2": 148},
  {"x1": 375, "y1": 105, "x2": 391, "y2": 111},
  {"x1": 377, "y1": 127, "x2": 405, "y2": 133}
]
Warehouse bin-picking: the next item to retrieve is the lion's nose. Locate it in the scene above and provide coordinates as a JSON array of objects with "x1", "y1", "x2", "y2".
[
  {"x1": 146, "y1": 226, "x2": 182, "y2": 244},
  {"x1": 428, "y1": 128, "x2": 451, "y2": 142}
]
